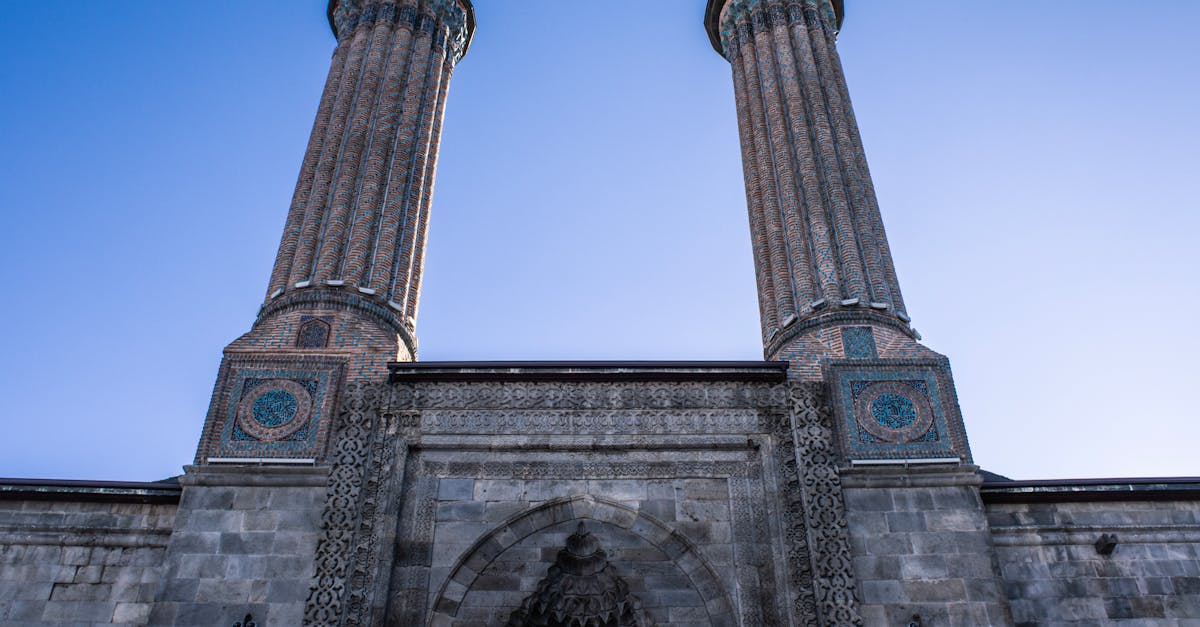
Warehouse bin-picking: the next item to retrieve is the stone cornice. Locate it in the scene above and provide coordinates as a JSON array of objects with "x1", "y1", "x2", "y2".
[{"x1": 388, "y1": 360, "x2": 789, "y2": 382}]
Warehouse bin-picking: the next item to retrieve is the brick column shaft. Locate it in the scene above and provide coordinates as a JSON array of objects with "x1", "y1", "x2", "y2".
[
  {"x1": 264, "y1": 0, "x2": 471, "y2": 350},
  {"x1": 712, "y1": 0, "x2": 927, "y2": 377}
]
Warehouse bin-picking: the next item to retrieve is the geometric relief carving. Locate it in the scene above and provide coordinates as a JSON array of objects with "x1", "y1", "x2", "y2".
[
  {"x1": 303, "y1": 379, "x2": 852, "y2": 627},
  {"x1": 399, "y1": 409, "x2": 766, "y2": 436},
  {"x1": 297, "y1": 316, "x2": 331, "y2": 348},
  {"x1": 505, "y1": 523, "x2": 654, "y2": 627},
  {"x1": 304, "y1": 382, "x2": 381, "y2": 626},
  {"x1": 385, "y1": 381, "x2": 790, "y2": 412},
  {"x1": 208, "y1": 359, "x2": 341, "y2": 459},
  {"x1": 824, "y1": 359, "x2": 971, "y2": 461},
  {"x1": 788, "y1": 383, "x2": 864, "y2": 626}
]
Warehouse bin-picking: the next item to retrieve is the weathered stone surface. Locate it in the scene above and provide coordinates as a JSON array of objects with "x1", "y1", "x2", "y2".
[
  {"x1": 0, "y1": 499, "x2": 174, "y2": 625},
  {"x1": 988, "y1": 499, "x2": 1200, "y2": 624},
  {"x1": 148, "y1": 465, "x2": 328, "y2": 627},
  {"x1": 842, "y1": 467, "x2": 1013, "y2": 624}
]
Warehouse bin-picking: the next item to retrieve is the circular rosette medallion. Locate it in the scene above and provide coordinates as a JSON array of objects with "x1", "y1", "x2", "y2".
[
  {"x1": 236, "y1": 379, "x2": 313, "y2": 441},
  {"x1": 853, "y1": 381, "x2": 934, "y2": 443}
]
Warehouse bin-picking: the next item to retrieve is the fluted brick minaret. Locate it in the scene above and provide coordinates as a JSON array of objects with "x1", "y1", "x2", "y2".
[
  {"x1": 706, "y1": 0, "x2": 939, "y2": 380},
  {"x1": 193, "y1": 0, "x2": 473, "y2": 464},
  {"x1": 260, "y1": 0, "x2": 474, "y2": 361}
]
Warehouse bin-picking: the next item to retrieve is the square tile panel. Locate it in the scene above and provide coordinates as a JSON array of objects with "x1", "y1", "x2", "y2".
[
  {"x1": 202, "y1": 356, "x2": 344, "y2": 460},
  {"x1": 824, "y1": 358, "x2": 971, "y2": 461}
]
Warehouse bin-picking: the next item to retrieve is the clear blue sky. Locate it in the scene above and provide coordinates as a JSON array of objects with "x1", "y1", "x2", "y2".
[{"x1": 1, "y1": 1, "x2": 1196, "y2": 481}]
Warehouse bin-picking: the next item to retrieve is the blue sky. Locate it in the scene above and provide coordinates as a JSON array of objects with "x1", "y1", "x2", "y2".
[{"x1": 1, "y1": 1, "x2": 1196, "y2": 481}]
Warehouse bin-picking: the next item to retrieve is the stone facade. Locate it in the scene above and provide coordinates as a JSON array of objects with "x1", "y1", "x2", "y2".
[
  {"x1": 3, "y1": 1, "x2": 1200, "y2": 626},
  {"x1": 984, "y1": 483, "x2": 1200, "y2": 625},
  {"x1": 148, "y1": 467, "x2": 329, "y2": 625},
  {"x1": 841, "y1": 467, "x2": 1010, "y2": 625},
  {"x1": 0, "y1": 483, "x2": 177, "y2": 625}
]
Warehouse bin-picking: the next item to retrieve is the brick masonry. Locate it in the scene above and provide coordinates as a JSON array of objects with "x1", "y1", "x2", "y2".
[
  {"x1": 194, "y1": 0, "x2": 474, "y2": 467},
  {"x1": 717, "y1": 0, "x2": 911, "y2": 356},
  {"x1": 266, "y1": 0, "x2": 471, "y2": 326}
]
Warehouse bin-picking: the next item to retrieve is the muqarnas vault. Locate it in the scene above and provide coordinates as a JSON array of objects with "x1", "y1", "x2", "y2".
[{"x1": 2, "y1": 1, "x2": 1200, "y2": 626}]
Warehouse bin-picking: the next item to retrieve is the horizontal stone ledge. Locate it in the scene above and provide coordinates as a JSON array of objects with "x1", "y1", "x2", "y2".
[
  {"x1": 990, "y1": 524, "x2": 1200, "y2": 547},
  {"x1": 839, "y1": 464, "x2": 983, "y2": 489},
  {"x1": 180, "y1": 464, "x2": 331, "y2": 488},
  {"x1": 411, "y1": 434, "x2": 763, "y2": 452},
  {"x1": 387, "y1": 360, "x2": 788, "y2": 383},
  {"x1": 0, "y1": 478, "x2": 181, "y2": 504},
  {"x1": 0, "y1": 527, "x2": 172, "y2": 548},
  {"x1": 981, "y1": 477, "x2": 1200, "y2": 503}
]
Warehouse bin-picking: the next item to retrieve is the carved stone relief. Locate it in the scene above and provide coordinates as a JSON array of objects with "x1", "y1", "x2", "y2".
[
  {"x1": 505, "y1": 522, "x2": 654, "y2": 627},
  {"x1": 301, "y1": 379, "x2": 861, "y2": 626}
]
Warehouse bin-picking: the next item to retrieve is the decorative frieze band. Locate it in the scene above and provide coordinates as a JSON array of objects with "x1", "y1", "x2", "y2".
[{"x1": 391, "y1": 409, "x2": 768, "y2": 435}]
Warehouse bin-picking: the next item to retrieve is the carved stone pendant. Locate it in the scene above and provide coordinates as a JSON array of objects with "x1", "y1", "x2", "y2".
[{"x1": 505, "y1": 523, "x2": 655, "y2": 627}]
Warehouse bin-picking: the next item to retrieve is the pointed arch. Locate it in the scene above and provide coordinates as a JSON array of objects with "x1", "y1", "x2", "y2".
[{"x1": 427, "y1": 495, "x2": 735, "y2": 626}]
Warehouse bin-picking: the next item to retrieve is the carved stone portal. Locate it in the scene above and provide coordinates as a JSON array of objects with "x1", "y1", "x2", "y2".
[{"x1": 505, "y1": 523, "x2": 654, "y2": 627}]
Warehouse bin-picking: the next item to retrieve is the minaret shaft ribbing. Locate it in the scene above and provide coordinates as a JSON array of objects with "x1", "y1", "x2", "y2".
[
  {"x1": 717, "y1": 0, "x2": 912, "y2": 362},
  {"x1": 264, "y1": 0, "x2": 469, "y2": 336}
]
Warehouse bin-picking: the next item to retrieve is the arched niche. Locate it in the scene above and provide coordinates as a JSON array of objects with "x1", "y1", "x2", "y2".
[{"x1": 427, "y1": 495, "x2": 735, "y2": 627}]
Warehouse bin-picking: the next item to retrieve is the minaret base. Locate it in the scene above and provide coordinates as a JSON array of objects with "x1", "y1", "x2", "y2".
[{"x1": 192, "y1": 288, "x2": 411, "y2": 466}]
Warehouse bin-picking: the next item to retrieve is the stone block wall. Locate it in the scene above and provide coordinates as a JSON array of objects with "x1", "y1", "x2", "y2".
[
  {"x1": 841, "y1": 466, "x2": 1013, "y2": 625},
  {"x1": 987, "y1": 498, "x2": 1200, "y2": 625},
  {"x1": 401, "y1": 448, "x2": 772, "y2": 627},
  {"x1": 0, "y1": 499, "x2": 176, "y2": 625},
  {"x1": 148, "y1": 465, "x2": 327, "y2": 626},
  {"x1": 428, "y1": 480, "x2": 731, "y2": 626}
]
